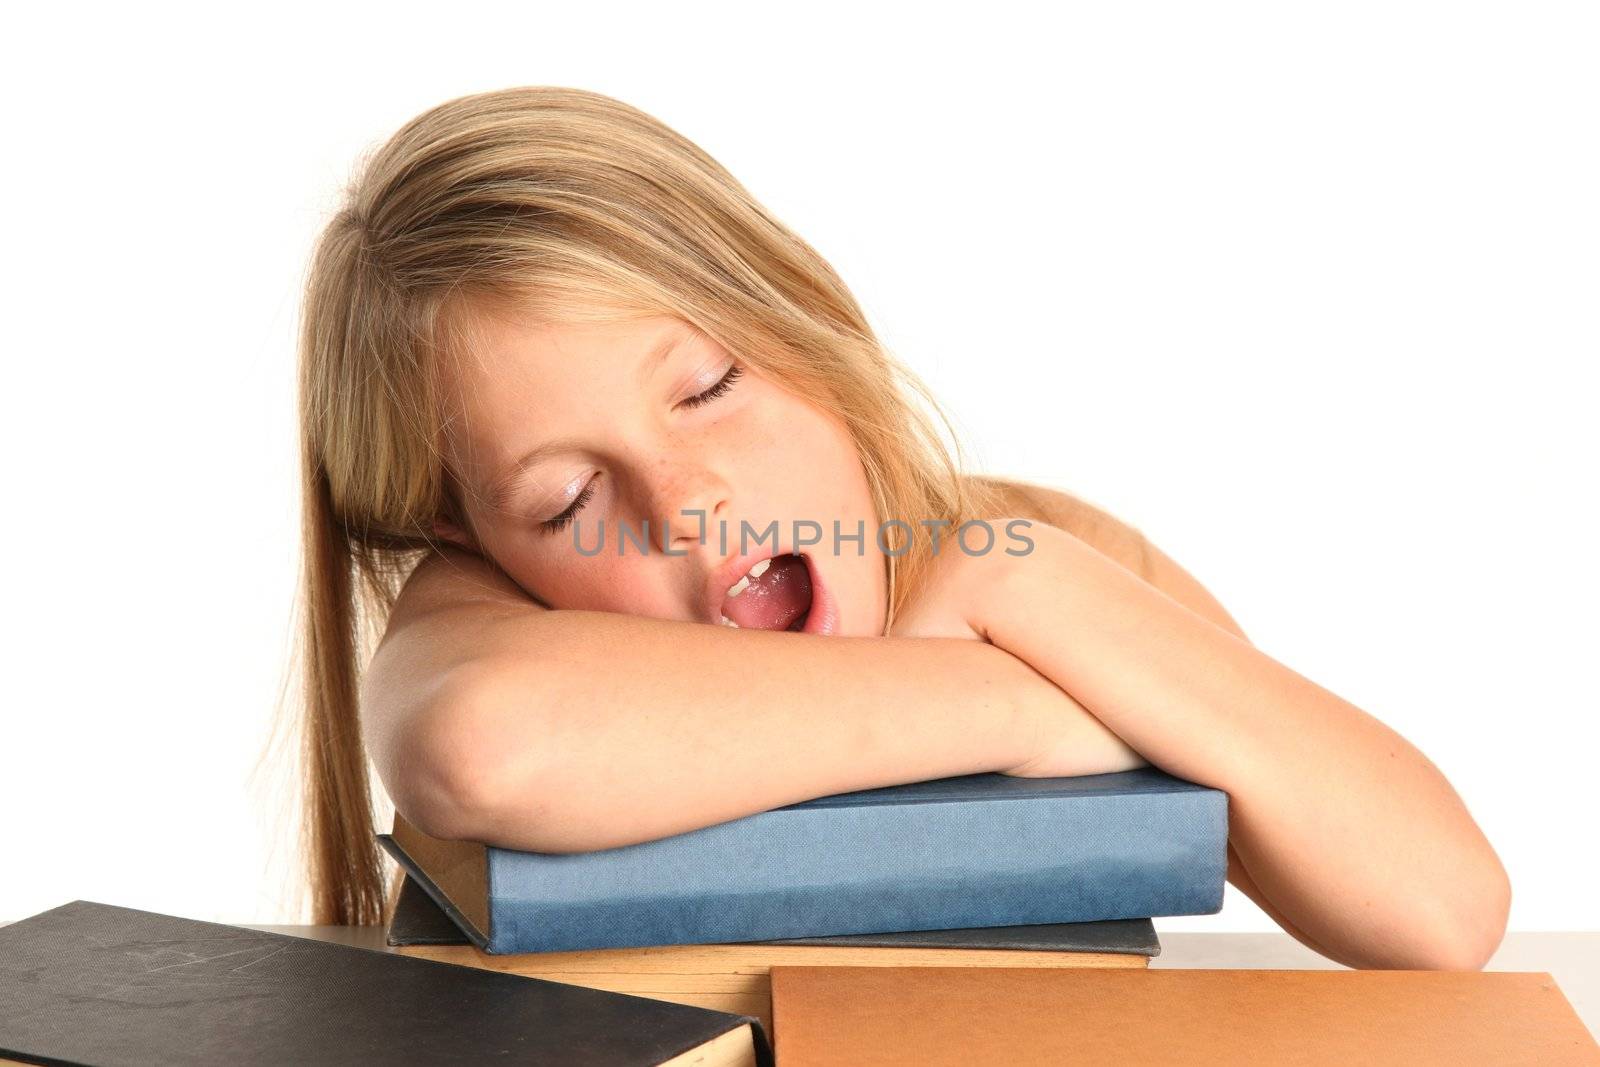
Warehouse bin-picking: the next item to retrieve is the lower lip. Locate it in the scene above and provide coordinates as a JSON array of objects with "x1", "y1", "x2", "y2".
[{"x1": 799, "y1": 552, "x2": 839, "y2": 635}]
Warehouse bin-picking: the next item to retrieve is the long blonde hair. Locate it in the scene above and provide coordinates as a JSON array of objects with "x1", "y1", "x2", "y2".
[{"x1": 288, "y1": 86, "x2": 1010, "y2": 924}]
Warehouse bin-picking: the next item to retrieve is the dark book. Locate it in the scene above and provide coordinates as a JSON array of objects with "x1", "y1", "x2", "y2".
[
  {"x1": 384, "y1": 872, "x2": 1162, "y2": 1038},
  {"x1": 381, "y1": 765, "x2": 1226, "y2": 954},
  {"x1": 0, "y1": 900, "x2": 773, "y2": 1067},
  {"x1": 388, "y1": 871, "x2": 1163, "y2": 955}
]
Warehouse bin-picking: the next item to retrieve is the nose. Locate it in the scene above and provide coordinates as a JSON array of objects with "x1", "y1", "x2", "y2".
[{"x1": 647, "y1": 463, "x2": 732, "y2": 555}]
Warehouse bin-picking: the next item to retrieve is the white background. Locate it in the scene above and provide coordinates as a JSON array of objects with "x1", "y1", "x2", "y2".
[{"x1": 4, "y1": 2, "x2": 1595, "y2": 936}]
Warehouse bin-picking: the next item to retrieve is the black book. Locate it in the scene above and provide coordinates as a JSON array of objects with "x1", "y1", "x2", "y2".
[{"x1": 0, "y1": 900, "x2": 773, "y2": 1067}]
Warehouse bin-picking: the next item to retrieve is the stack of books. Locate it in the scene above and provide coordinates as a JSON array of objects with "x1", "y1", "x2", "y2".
[
  {"x1": 7, "y1": 902, "x2": 1592, "y2": 1065},
  {"x1": 6, "y1": 767, "x2": 1594, "y2": 1063},
  {"x1": 380, "y1": 765, "x2": 1231, "y2": 1034}
]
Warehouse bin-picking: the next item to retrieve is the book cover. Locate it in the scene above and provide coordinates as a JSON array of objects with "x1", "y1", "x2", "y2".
[
  {"x1": 0, "y1": 900, "x2": 773, "y2": 1067},
  {"x1": 381, "y1": 765, "x2": 1227, "y2": 954},
  {"x1": 769, "y1": 965, "x2": 1600, "y2": 1066}
]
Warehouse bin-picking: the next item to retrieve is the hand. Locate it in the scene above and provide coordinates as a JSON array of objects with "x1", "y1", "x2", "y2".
[
  {"x1": 991, "y1": 524, "x2": 1150, "y2": 778},
  {"x1": 885, "y1": 533, "x2": 1014, "y2": 642},
  {"x1": 1002, "y1": 681, "x2": 1150, "y2": 778},
  {"x1": 887, "y1": 518, "x2": 1149, "y2": 777},
  {"x1": 887, "y1": 515, "x2": 1055, "y2": 641}
]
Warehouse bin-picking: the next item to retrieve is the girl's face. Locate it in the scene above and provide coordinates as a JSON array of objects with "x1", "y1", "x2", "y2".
[{"x1": 433, "y1": 307, "x2": 888, "y2": 637}]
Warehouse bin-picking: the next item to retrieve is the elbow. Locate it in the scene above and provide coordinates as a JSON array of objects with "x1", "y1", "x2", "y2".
[
  {"x1": 404, "y1": 756, "x2": 616, "y2": 855},
  {"x1": 399, "y1": 750, "x2": 510, "y2": 845},
  {"x1": 390, "y1": 659, "x2": 621, "y2": 854},
  {"x1": 1411, "y1": 859, "x2": 1512, "y2": 971},
  {"x1": 390, "y1": 661, "x2": 549, "y2": 845}
]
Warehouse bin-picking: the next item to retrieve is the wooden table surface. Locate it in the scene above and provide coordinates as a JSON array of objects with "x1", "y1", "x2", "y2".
[{"x1": 245, "y1": 924, "x2": 1600, "y2": 1039}]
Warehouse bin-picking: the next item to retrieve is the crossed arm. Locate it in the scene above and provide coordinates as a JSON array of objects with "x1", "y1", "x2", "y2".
[
  {"x1": 370, "y1": 484, "x2": 1510, "y2": 970},
  {"x1": 986, "y1": 508, "x2": 1511, "y2": 971}
]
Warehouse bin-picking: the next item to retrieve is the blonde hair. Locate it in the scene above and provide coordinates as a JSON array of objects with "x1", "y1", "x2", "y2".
[{"x1": 289, "y1": 86, "x2": 1010, "y2": 924}]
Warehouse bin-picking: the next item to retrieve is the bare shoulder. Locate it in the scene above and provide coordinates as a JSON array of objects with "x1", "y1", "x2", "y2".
[
  {"x1": 966, "y1": 474, "x2": 1250, "y2": 642},
  {"x1": 966, "y1": 475, "x2": 1150, "y2": 573}
]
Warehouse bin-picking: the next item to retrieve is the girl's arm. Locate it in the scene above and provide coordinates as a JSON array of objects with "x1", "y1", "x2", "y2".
[
  {"x1": 975, "y1": 520, "x2": 1512, "y2": 971},
  {"x1": 362, "y1": 549, "x2": 1097, "y2": 854}
]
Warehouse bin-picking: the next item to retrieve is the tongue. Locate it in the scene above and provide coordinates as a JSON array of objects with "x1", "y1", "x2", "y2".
[{"x1": 722, "y1": 553, "x2": 813, "y2": 631}]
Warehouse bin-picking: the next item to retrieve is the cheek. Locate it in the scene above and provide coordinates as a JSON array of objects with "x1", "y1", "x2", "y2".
[
  {"x1": 752, "y1": 393, "x2": 868, "y2": 506},
  {"x1": 801, "y1": 415, "x2": 874, "y2": 519}
]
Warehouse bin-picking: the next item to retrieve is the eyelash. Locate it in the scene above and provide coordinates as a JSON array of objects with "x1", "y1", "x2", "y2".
[
  {"x1": 539, "y1": 364, "x2": 745, "y2": 534},
  {"x1": 541, "y1": 479, "x2": 598, "y2": 534},
  {"x1": 678, "y1": 363, "x2": 744, "y2": 409}
]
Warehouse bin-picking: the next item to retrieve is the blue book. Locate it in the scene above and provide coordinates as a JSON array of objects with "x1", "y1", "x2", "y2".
[{"x1": 379, "y1": 767, "x2": 1228, "y2": 955}]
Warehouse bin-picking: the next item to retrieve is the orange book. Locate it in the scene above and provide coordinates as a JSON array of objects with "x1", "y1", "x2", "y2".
[{"x1": 769, "y1": 965, "x2": 1600, "y2": 1066}]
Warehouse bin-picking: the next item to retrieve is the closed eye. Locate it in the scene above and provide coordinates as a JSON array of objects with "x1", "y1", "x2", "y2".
[
  {"x1": 541, "y1": 477, "x2": 599, "y2": 534},
  {"x1": 540, "y1": 364, "x2": 745, "y2": 535},
  {"x1": 678, "y1": 364, "x2": 744, "y2": 409}
]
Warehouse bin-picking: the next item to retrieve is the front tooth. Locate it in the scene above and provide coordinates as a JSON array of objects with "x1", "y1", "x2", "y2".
[
  {"x1": 720, "y1": 614, "x2": 740, "y2": 627},
  {"x1": 726, "y1": 557, "x2": 774, "y2": 599}
]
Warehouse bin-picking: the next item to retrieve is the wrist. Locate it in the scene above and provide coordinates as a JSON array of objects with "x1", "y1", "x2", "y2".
[{"x1": 993, "y1": 646, "x2": 1053, "y2": 774}]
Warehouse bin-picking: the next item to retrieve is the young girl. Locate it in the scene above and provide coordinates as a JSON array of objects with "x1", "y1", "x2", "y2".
[{"x1": 292, "y1": 86, "x2": 1509, "y2": 970}]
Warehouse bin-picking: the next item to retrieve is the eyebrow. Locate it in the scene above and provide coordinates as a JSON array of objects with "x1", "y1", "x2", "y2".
[{"x1": 486, "y1": 325, "x2": 693, "y2": 509}]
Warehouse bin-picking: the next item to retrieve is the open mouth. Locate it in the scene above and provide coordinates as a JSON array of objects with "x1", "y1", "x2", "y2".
[{"x1": 719, "y1": 551, "x2": 818, "y2": 633}]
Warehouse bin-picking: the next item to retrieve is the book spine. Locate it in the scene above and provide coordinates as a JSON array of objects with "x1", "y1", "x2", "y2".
[{"x1": 484, "y1": 790, "x2": 1226, "y2": 953}]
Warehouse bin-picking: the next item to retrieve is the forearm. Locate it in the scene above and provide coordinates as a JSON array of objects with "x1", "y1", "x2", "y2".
[
  {"x1": 981, "y1": 525, "x2": 1510, "y2": 970},
  {"x1": 436, "y1": 609, "x2": 1050, "y2": 852}
]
